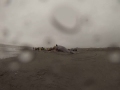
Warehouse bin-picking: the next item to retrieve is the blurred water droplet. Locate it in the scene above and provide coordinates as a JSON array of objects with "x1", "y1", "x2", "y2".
[
  {"x1": 44, "y1": 37, "x2": 55, "y2": 47},
  {"x1": 51, "y1": 4, "x2": 80, "y2": 34},
  {"x1": 5, "y1": 0, "x2": 11, "y2": 6},
  {"x1": 0, "y1": 0, "x2": 10, "y2": 6},
  {"x1": 93, "y1": 35, "x2": 101, "y2": 43},
  {"x1": 107, "y1": 44, "x2": 120, "y2": 52},
  {"x1": 46, "y1": 38, "x2": 52, "y2": 45},
  {"x1": 109, "y1": 52, "x2": 120, "y2": 63},
  {"x1": 9, "y1": 62, "x2": 20, "y2": 71},
  {"x1": 18, "y1": 51, "x2": 34, "y2": 63},
  {"x1": 109, "y1": 43, "x2": 119, "y2": 48},
  {"x1": 11, "y1": 34, "x2": 21, "y2": 45},
  {"x1": 2, "y1": 28, "x2": 9, "y2": 37}
]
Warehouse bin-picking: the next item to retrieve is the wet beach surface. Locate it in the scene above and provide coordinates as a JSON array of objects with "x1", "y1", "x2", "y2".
[{"x1": 0, "y1": 48, "x2": 120, "y2": 90}]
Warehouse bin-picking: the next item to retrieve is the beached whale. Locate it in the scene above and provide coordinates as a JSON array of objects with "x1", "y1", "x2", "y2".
[{"x1": 54, "y1": 44, "x2": 74, "y2": 54}]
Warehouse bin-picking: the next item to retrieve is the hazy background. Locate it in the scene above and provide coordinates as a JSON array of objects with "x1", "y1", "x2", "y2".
[{"x1": 0, "y1": 0, "x2": 120, "y2": 48}]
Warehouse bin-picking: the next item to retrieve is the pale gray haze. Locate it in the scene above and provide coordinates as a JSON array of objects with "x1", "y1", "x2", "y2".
[{"x1": 0, "y1": 0, "x2": 120, "y2": 48}]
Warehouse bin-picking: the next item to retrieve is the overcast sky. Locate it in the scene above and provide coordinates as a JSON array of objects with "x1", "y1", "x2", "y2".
[{"x1": 0, "y1": 0, "x2": 120, "y2": 48}]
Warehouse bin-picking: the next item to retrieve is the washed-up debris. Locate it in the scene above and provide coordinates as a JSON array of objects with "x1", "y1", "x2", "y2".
[
  {"x1": 0, "y1": 44, "x2": 78, "y2": 60},
  {"x1": 33, "y1": 44, "x2": 77, "y2": 54}
]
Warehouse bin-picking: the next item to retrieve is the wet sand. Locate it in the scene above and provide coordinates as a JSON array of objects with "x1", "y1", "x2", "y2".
[{"x1": 0, "y1": 48, "x2": 120, "y2": 90}]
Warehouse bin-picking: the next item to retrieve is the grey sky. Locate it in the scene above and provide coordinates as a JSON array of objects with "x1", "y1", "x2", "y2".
[{"x1": 0, "y1": 0, "x2": 120, "y2": 48}]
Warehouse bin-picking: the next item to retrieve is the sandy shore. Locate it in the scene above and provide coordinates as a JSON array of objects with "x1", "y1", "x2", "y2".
[{"x1": 0, "y1": 48, "x2": 120, "y2": 90}]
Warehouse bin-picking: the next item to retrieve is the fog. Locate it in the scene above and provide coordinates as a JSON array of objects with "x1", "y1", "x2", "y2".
[{"x1": 0, "y1": 0, "x2": 120, "y2": 48}]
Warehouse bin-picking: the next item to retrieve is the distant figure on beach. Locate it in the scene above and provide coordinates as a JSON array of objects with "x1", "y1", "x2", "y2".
[{"x1": 54, "y1": 44, "x2": 74, "y2": 54}]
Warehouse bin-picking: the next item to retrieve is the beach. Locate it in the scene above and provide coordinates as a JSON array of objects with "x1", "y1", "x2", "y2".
[{"x1": 0, "y1": 48, "x2": 120, "y2": 90}]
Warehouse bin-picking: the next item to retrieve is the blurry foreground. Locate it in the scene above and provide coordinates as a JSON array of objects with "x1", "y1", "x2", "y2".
[{"x1": 0, "y1": 46, "x2": 120, "y2": 90}]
